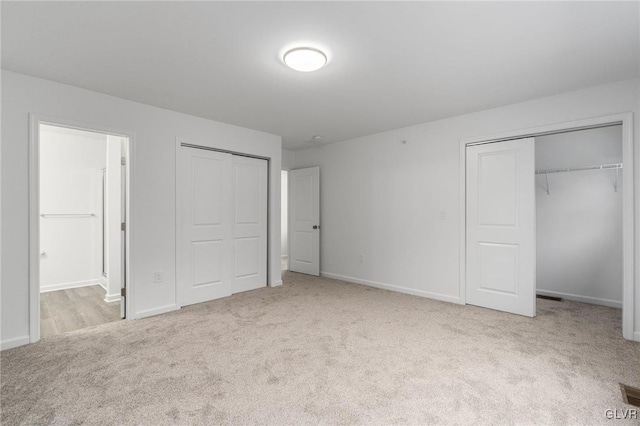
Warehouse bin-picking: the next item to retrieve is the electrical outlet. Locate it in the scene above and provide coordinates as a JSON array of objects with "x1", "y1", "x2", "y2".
[
  {"x1": 153, "y1": 271, "x2": 163, "y2": 283},
  {"x1": 358, "y1": 254, "x2": 364, "y2": 263}
]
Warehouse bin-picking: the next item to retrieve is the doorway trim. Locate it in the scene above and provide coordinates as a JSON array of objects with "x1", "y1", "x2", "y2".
[
  {"x1": 458, "y1": 113, "x2": 635, "y2": 341},
  {"x1": 28, "y1": 114, "x2": 135, "y2": 343}
]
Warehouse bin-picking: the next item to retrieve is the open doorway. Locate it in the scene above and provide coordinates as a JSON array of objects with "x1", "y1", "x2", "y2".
[
  {"x1": 36, "y1": 123, "x2": 129, "y2": 339},
  {"x1": 535, "y1": 126, "x2": 623, "y2": 310}
]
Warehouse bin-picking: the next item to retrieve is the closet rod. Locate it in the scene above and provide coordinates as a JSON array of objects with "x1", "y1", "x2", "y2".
[
  {"x1": 535, "y1": 163, "x2": 622, "y2": 175},
  {"x1": 40, "y1": 213, "x2": 96, "y2": 218}
]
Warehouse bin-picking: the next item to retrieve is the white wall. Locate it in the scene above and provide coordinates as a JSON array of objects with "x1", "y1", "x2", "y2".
[
  {"x1": 280, "y1": 150, "x2": 294, "y2": 263},
  {"x1": 535, "y1": 126, "x2": 623, "y2": 307},
  {"x1": 282, "y1": 149, "x2": 295, "y2": 171},
  {"x1": 294, "y1": 78, "x2": 640, "y2": 337},
  {"x1": 1, "y1": 71, "x2": 282, "y2": 349},
  {"x1": 39, "y1": 125, "x2": 106, "y2": 292}
]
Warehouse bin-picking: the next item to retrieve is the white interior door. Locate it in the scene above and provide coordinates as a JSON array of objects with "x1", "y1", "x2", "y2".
[
  {"x1": 289, "y1": 167, "x2": 320, "y2": 276},
  {"x1": 179, "y1": 147, "x2": 233, "y2": 307},
  {"x1": 466, "y1": 138, "x2": 536, "y2": 317},
  {"x1": 232, "y1": 156, "x2": 268, "y2": 293}
]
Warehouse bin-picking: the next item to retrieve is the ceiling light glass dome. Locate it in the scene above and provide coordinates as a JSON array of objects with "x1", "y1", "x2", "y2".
[{"x1": 283, "y1": 47, "x2": 327, "y2": 72}]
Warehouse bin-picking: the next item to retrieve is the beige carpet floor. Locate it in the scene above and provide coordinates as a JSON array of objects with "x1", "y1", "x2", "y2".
[{"x1": 1, "y1": 272, "x2": 639, "y2": 425}]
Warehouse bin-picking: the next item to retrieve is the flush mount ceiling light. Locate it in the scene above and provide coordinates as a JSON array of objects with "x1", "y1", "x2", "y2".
[{"x1": 283, "y1": 47, "x2": 327, "y2": 72}]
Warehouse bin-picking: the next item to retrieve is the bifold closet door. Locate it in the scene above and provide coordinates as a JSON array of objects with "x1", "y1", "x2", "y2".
[
  {"x1": 231, "y1": 156, "x2": 268, "y2": 293},
  {"x1": 178, "y1": 147, "x2": 233, "y2": 307}
]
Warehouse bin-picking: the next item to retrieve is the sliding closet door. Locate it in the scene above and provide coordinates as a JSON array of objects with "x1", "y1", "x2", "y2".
[
  {"x1": 178, "y1": 147, "x2": 233, "y2": 307},
  {"x1": 466, "y1": 138, "x2": 536, "y2": 317},
  {"x1": 232, "y1": 156, "x2": 268, "y2": 293}
]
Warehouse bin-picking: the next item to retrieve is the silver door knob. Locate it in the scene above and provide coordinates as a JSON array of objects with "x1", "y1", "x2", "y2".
[{"x1": 313, "y1": 225, "x2": 320, "y2": 229}]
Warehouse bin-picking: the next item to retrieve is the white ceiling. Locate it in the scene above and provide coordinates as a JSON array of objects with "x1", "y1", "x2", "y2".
[{"x1": 2, "y1": 2, "x2": 639, "y2": 150}]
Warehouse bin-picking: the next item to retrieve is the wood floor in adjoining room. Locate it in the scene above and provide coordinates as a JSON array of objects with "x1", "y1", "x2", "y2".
[{"x1": 40, "y1": 285, "x2": 121, "y2": 338}]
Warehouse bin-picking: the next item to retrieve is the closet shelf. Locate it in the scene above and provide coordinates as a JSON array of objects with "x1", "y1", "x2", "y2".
[
  {"x1": 40, "y1": 213, "x2": 96, "y2": 218},
  {"x1": 536, "y1": 163, "x2": 622, "y2": 195},
  {"x1": 535, "y1": 163, "x2": 622, "y2": 175}
]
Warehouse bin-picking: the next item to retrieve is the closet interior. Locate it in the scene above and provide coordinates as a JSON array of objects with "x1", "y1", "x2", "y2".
[{"x1": 535, "y1": 125, "x2": 623, "y2": 310}]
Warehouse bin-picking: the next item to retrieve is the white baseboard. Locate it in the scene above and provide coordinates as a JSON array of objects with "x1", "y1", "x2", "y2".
[
  {"x1": 1, "y1": 335, "x2": 30, "y2": 351},
  {"x1": 536, "y1": 289, "x2": 622, "y2": 309},
  {"x1": 634, "y1": 331, "x2": 640, "y2": 342},
  {"x1": 40, "y1": 279, "x2": 103, "y2": 293},
  {"x1": 270, "y1": 280, "x2": 283, "y2": 287},
  {"x1": 104, "y1": 293, "x2": 121, "y2": 303},
  {"x1": 320, "y1": 271, "x2": 462, "y2": 305},
  {"x1": 135, "y1": 304, "x2": 178, "y2": 319}
]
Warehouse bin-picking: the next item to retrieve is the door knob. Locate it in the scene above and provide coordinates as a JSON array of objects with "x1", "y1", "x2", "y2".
[{"x1": 313, "y1": 225, "x2": 320, "y2": 229}]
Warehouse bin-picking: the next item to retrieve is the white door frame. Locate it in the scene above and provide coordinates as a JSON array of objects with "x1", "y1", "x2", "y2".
[
  {"x1": 459, "y1": 113, "x2": 635, "y2": 340},
  {"x1": 174, "y1": 139, "x2": 275, "y2": 307},
  {"x1": 28, "y1": 114, "x2": 135, "y2": 343}
]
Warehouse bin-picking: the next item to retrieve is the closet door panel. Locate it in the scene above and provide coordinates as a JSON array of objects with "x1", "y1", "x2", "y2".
[
  {"x1": 178, "y1": 147, "x2": 233, "y2": 307},
  {"x1": 466, "y1": 138, "x2": 536, "y2": 317},
  {"x1": 232, "y1": 156, "x2": 268, "y2": 293}
]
